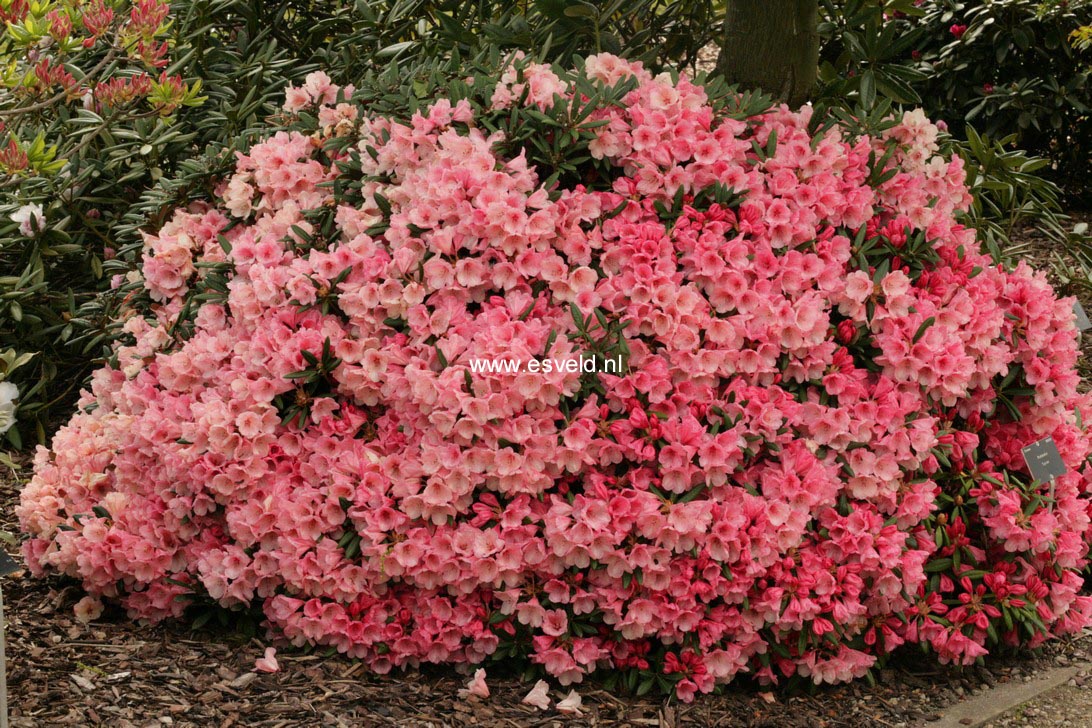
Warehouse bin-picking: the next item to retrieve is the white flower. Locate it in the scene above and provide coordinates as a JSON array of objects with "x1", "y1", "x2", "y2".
[
  {"x1": 0, "y1": 381, "x2": 18, "y2": 435},
  {"x1": 11, "y1": 203, "x2": 43, "y2": 237}
]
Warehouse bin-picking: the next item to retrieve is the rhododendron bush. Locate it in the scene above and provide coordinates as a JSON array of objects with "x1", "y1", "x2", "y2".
[{"x1": 17, "y1": 55, "x2": 1092, "y2": 700}]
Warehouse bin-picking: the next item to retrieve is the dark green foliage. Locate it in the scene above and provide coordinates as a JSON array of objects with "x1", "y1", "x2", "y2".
[
  {"x1": 816, "y1": 0, "x2": 929, "y2": 111},
  {"x1": 817, "y1": 0, "x2": 1091, "y2": 200},
  {"x1": 2, "y1": 1, "x2": 318, "y2": 445},
  {"x1": 914, "y1": 0, "x2": 1090, "y2": 197},
  {"x1": 333, "y1": 0, "x2": 722, "y2": 75},
  {"x1": 953, "y1": 125, "x2": 1079, "y2": 263}
]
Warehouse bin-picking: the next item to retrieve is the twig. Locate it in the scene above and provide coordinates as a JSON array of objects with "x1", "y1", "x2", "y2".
[{"x1": 0, "y1": 46, "x2": 120, "y2": 118}]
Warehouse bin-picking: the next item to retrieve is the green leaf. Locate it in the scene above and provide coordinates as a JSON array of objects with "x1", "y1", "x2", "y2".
[
  {"x1": 912, "y1": 317, "x2": 935, "y2": 343},
  {"x1": 563, "y1": 5, "x2": 597, "y2": 19},
  {"x1": 676, "y1": 484, "x2": 706, "y2": 504},
  {"x1": 374, "y1": 193, "x2": 392, "y2": 217},
  {"x1": 859, "y1": 70, "x2": 876, "y2": 109},
  {"x1": 925, "y1": 557, "x2": 953, "y2": 573},
  {"x1": 570, "y1": 303, "x2": 585, "y2": 331}
]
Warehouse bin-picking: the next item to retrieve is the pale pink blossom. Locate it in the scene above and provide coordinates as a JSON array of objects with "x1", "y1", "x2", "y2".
[
  {"x1": 458, "y1": 668, "x2": 489, "y2": 699},
  {"x1": 255, "y1": 647, "x2": 279, "y2": 673},
  {"x1": 521, "y1": 680, "x2": 551, "y2": 710}
]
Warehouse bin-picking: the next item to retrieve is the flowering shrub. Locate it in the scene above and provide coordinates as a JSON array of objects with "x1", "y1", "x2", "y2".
[
  {"x1": 0, "y1": 0, "x2": 203, "y2": 146},
  {"x1": 17, "y1": 56, "x2": 1092, "y2": 700}
]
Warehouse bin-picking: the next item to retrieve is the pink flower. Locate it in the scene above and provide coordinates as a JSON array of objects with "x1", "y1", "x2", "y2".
[
  {"x1": 521, "y1": 680, "x2": 551, "y2": 710},
  {"x1": 458, "y1": 668, "x2": 489, "y2": 699},
  {"x1": 302, "y1": 71, "x2": 338, "y2": 105},
  {"x1": 541, "y1": 609, "x2": 568, "y2": 637},
  {"x1": 254, "y1": 647, "x2": 279, "y2": 673},
  {"x1": 283, "y1": 86, "x2": 310, "y2": 112},
  {"x1": 73, "y1": 596, "x2": 103, "y2": 624}
]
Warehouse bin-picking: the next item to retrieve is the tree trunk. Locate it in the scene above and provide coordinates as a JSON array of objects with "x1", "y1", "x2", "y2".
[{"x1": 716, "y1": 0, "x2": 819, "y2": 107}]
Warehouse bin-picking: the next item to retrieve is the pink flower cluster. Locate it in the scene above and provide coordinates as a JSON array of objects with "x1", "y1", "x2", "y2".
[{"x1": 18, "y1": 56, "x2": 1092, "y2": 700}]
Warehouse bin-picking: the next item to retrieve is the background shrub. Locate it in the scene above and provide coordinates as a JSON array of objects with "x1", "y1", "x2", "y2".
[
  {"x1": 335, "y1": 0, "x2": 721, "y2": 75},
  {"x1": 0, "y1": 0, "x2": 315, "y2": 445},
  {"x1": 914, "y1": 0, "x2": 1090, "y2": 197},
  {"x1": 818, "y1": 0, "x2": 1092, "y2": 200}
]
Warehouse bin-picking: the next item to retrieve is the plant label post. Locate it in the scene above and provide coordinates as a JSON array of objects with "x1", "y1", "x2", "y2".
[
  {"x1": 0, "y1": 550, "x2": 20, "y2": 728},
  {"x1": 1022, "y1": 437, "x2": 1067, "y2": 513},
  {"x1": 1074, "y1": 301, "x2": 1091, "y2": 333}
]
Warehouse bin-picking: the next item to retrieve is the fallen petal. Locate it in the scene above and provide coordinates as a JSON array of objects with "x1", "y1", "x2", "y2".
[
  {"x1": 73, "y1": 596, "x2": 103, "y2": 624},
  {"x1": 254, "y1": 647, "x2": 279, "y2": 674},
  {"x1": 521, "y1": 679, "x2": 551, "y2": 710},
  {"x1": 458, "y1": 668, "x2": 490, "y2": 700},
  {"x1": 557, "y1": 689, "x2": 582, "y2": 715}
]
